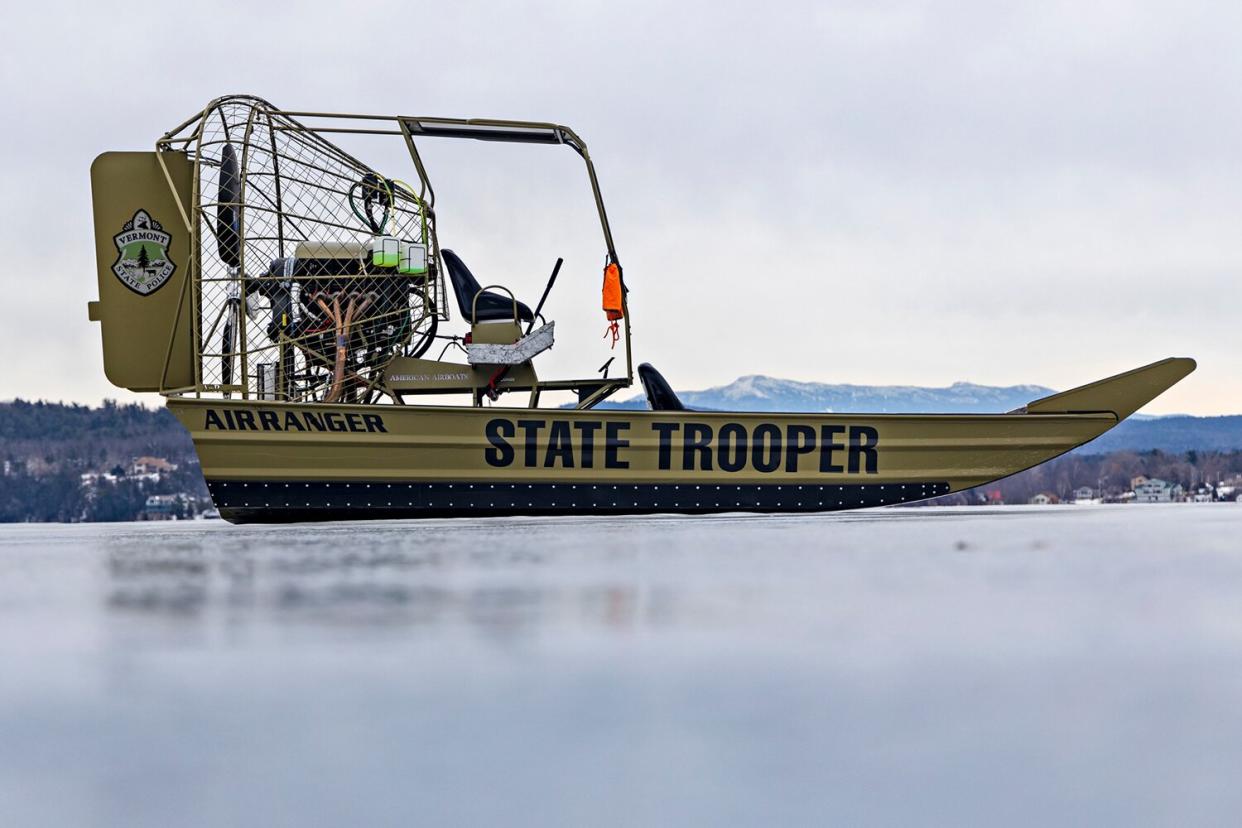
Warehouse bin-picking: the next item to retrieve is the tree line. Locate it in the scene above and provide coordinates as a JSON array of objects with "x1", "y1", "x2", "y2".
[
  {"x1": 937, "y1": 449, "x2": 1242, "y2": 505},
  {"x1": 1, "y1": 399, "x2": 205, "y2": 522}
]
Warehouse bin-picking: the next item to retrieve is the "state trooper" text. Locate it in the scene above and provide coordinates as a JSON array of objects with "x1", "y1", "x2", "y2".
[{"x1": 484, "y1": 419, "x2": 878, "y2": 473}]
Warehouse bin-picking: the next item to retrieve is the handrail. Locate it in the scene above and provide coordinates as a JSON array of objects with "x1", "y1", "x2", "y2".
[{"x1": 470, "y1": 284, "x2": 519, "y2": 326}]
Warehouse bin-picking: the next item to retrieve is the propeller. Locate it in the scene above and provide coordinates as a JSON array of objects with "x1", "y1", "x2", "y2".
[
  {"x1": 221, "y1": 283, "x2": 239, "y2": 395},
  {"x1": 217, "y1": 144, "x2": 242, "y2": 394},
  {"x1": 217, "y1": 143, "x2": 241, "y2": 268}
]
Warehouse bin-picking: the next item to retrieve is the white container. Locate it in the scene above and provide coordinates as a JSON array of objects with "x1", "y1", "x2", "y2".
[
  {"x1": 399, "y1": 242, "x2": 428, "y2": 275},
  {"x1": 370, "y1": 236, "x2": 400, "y2": 268}
]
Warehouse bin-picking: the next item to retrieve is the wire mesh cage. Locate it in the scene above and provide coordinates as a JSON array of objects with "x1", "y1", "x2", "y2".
[{"x1": 163, "y1": 96, "x2": 447, "y2": 403}]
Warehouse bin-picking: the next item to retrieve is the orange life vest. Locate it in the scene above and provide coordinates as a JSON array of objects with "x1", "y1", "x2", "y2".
[
  {"x1": 602, "y1": 262, "x2": 623, "y2": 319},
  {"x1": 602, "y1": 262, "x2": 623, "y2": 347}
]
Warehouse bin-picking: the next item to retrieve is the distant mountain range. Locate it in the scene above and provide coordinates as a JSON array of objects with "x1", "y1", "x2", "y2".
[
  {"x1": 597, "y1": 374, "x2": 1242, "y2": 453},
  {"x1": 603, "y1": 375, "x2": 1056, "y2": 413}
]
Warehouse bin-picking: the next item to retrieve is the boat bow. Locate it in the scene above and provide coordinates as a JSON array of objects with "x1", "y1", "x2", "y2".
[{"x1": 1020, "y1": 357, "x2": 1196, "y2": 419}]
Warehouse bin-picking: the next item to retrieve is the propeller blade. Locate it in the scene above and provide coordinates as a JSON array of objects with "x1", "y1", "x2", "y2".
[
  {"x1": 221, "y1": 303, "x2": 237, "y2": 387},
  {"x1": 217, "y1": 143, "x2": 241, "y2": 267}
]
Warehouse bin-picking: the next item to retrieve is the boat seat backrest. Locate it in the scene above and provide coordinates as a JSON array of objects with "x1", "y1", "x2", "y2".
[{"x1": 441, "y1": 249, "x2": 534, "y2": 324}]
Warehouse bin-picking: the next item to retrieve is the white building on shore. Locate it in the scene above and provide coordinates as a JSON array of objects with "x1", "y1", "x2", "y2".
[
  {"x1": 1072, "y1": 486, "x2": 1100, "y2": 505},
  {"x1": 1132, "y1": 478, "x2": 1182, "y2": 503}
]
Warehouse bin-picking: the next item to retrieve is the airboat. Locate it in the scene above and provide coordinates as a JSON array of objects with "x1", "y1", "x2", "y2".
[{"x1": 88, "y1": 95, "x2": 1194, "y2": 523}]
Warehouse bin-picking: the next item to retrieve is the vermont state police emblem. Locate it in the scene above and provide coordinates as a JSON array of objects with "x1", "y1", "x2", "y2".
[{"x1": 112, "y1": 209, "x2": 175, "y2": 295}]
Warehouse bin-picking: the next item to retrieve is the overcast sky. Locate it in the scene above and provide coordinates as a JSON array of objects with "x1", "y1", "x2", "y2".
[{"x1": 1, "y1": 0, "x2": 1238, "y2": 414}]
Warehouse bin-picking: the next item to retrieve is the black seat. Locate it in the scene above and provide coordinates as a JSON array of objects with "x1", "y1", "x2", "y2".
[
  {"x1": 441, "y1": 249, "x2": 534, "y2": 323},
  {"x1": 638, "y1": 363, "x2": 686, "y2": 411}
]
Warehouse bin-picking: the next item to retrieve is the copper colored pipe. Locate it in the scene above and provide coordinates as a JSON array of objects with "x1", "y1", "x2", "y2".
[{"x1": 315, "y1": 292, "x2": 372, "y2": 402}]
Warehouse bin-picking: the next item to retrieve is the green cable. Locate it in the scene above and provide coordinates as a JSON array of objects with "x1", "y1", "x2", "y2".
[{"x1": 347, "y1": 177, "x2": 393, "y2": 235}]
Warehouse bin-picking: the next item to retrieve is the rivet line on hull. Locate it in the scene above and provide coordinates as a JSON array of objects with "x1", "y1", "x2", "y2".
[{"x1": 205, "y1": 480, "x2": 951, "y2": 523}]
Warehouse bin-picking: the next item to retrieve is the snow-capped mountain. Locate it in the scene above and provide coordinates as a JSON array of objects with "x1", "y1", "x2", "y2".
[{"x1": 602, "y1": 374, "x2": 1056, "y2": 414}]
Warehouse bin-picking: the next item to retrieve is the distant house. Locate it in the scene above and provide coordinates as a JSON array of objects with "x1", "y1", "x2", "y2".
[
  {"x1": 1130, "y1": 475, "x2": 1149, "y2": 491},
  {"x1": 1133, "y1": 478, "x2": 1181, "y2": 503},
  {"x1": 1072, "y1": 486, "x2": 1097, "y2": 504},
  {"x1": 986, "y1": 489, "x2": 1004, "y2": 506},
  {"x1": 1029, "y1": 492, "x2": 1057, "y2": 506},
  {"x1": 142, "y1": 493, "x2": 185, "y2": 520},
  {"x1": 131, "y1": 456, "x2": 178, "y2": 476},
  {"x1": 1216, "y1": 477, "x2": 1242, "y2": 502},
  {"x1": 1190, "y1": 485, "x2": 1215, "y2": 503},
  {"x1": 79, "y1": 471, "x2": 118, "y2": 487},
  {"x1": 126, "y1": 456, "x2": 179, "y2": 484}
]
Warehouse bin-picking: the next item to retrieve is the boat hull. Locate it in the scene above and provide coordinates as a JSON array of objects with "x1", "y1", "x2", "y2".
[
  {"x1": 167, "y1": 357, "x2": 1196, "y2": 523},
  {"x1": 167, "y1": 399, "x2": 1117, "y2": 523}
]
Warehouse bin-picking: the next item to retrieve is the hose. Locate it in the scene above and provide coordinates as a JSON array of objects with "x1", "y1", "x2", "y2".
[{"x1": 347, "y1": 174, "x2": 394, "y2": 235}]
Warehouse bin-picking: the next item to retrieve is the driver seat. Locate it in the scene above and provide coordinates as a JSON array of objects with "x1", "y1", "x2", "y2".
[{"x1": 441, "y1": 249, "x2": 535, "y2": 323}]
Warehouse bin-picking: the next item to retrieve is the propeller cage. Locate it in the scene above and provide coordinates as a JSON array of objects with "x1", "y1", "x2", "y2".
[{"x1": 162, "y1": 96, "x2": 448, "y2": 403}]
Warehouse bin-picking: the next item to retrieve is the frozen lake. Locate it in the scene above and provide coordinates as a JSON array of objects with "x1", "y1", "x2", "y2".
[{"x1": 2, "y1": 505, "x2": 1241, "y2": 826}]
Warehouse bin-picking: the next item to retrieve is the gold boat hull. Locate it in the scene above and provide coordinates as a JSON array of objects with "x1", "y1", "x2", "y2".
[{"x1": 167, "y1": 358, "x2": 1195, "y2": 523}]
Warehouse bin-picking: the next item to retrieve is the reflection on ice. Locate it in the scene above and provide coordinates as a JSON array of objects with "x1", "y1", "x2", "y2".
[{"x1": 102, "y1": 522, "x2": 680, "y2": 637}]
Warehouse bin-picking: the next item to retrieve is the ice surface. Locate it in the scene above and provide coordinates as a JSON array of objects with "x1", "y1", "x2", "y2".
[{"x1": 1, "y1": 505, "x2": 1240, "y2": 826}]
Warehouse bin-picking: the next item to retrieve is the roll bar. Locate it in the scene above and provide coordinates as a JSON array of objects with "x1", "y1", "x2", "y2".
[
  {"x1": 161, "y1": 100, "x2": 619, "y2": 267},
  {"x1": 400, "y1": 117, "x2": 619, "y2": 266}
]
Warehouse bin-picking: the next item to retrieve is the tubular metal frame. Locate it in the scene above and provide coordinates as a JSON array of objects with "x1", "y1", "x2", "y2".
[{"x1": 153, "y1": 96, "x2": 634, "y2": 408}]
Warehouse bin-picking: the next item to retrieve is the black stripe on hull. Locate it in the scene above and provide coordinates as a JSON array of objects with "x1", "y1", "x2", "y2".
[{"x1": 206, "y1": 480, "x2": 952, "y2": 524}]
